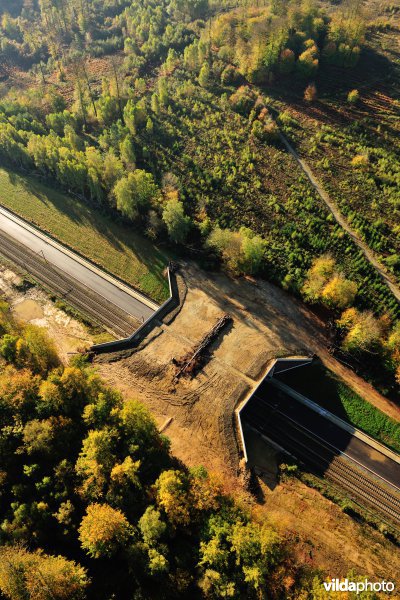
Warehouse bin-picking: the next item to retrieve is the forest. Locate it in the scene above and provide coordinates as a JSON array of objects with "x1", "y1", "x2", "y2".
[
  {"x1": 0, "y1": 15, "x2": 398, "y2": 359},
  {"x1": 0, "y1": 0, "x2": 398, "y2": 394}
]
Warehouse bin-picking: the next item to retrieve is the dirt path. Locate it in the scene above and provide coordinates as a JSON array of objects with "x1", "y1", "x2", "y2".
[{"x1": 279, "y1": 132, "x2": 400, "y2": 303}]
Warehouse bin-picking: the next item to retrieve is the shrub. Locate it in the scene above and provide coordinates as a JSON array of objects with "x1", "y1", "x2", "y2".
[
  {"x1": 351, "y1": 154, "x2": 369, "y2": 168},
  {"x1": 303, "y1": 256, "x2": 357, "y2": 309},
  {"x1": 17, "y1": 325, "x2": 59, "y2": 375},
  {"x1": 278, "y1": 48, "x2": 295, "y2": 74},
  {"x1": 229, "y1": 86, "x2": 257, "y2": 116},
  {"x1": 220, "y1": 65, "x2": 240, "y2": 85},
  {"x1": 337, "y1": 308, "x2": 384, "y2": 353},
  {"x1": 207, "y1": 226, "x2": 266, "y2": 275},
  {"x1": 304, "y1": 83, "x2": 317, "y2": 102},
  {"x1": 347, "y1": 89, "x2": 359, "y2": 104}
]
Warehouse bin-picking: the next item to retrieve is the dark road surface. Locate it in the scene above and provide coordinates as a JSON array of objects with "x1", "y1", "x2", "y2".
[
  {"x1": 246, "y1": 379, "x2": 400, "y2": 490},
  {"x1": 0, "y1": 206, "x2": 157, "y2": 323}
]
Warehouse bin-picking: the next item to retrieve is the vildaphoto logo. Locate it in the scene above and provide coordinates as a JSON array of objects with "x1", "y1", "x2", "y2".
[{"x1": 323, "y1": 578, "x2": 395, "y2": 594}]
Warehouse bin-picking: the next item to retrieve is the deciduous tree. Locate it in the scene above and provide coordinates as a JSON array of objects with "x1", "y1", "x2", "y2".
[
  {"x1": 79, "y1": 503, "x2": 131, "y2": 558},
  {"x1": 113, "y1": 170, "x2": 159, "y2": 221},
  {"x1": 155, "y1": 470, "x2": 191, "y2": 527},
  {"x1": 162, "y1": 198, "x2": 191, "y2": 244},
  {"x1": 0, "y1": 545, "x2": 88, "y2": 600}
]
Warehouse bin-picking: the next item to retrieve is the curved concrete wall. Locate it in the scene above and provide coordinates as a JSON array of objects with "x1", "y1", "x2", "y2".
[{"x1": 91, "y1": 263, "x2": 180, "y2": 354}]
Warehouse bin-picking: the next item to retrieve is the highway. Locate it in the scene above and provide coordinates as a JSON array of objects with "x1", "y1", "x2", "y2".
[
  {"x1": 241, "y1": 380, "x2": 400, "y2": 527},
  {"x1": 0, "y1": 206, "x2": 158, "y2": 330}
]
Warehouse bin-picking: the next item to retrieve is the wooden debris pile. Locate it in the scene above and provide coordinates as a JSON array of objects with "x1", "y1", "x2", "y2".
[{"x1": 173, "y1": 314, "x2": 232, "y2": 380}]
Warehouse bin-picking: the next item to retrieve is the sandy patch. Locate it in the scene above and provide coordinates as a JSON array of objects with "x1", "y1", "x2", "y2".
[
  {"x1": 13, "y1": 298, "x2": 44, "y2": 321},
  {"x1": 0, "y1": 263, "x2": 93, "y2": 362}
]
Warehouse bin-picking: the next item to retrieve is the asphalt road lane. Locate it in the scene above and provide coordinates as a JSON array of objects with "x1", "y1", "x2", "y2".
[
  {"x1": 250, "y1": 381, "x2": 400, "y2": 490},
  {"x1": 0, "y1": 207, "x2": 157, "y2": 322}
]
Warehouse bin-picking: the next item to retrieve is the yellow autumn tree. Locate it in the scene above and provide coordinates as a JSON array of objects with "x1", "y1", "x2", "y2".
[
  {"x1": 387, "y1": 322, "x2": 400, "y2": 364},
  {"x1": 79, "y1": 503, "x2": 131, "y2": 558},
  {"x1": 0, "y1": 365, "x2": 41, "y2": 414},
  {"x1": 110, "y1": 456, "x2": 141, "y2": 488},
  {"x1": 337, "y1": 308, "x2": 384, "y2": 353},
  {"x1": 321, "y1": 275, "x2": 358, "y2": 309},
  {"x1": 190, "y1": 467, "x2": 223, "y2": 513},
  {"x1": 0, "y1": 545, "x2": 88, "y2": 600},
  {"x1": 16, "y1": 324, "x2": 59, "y2": 375},
  {"x1": 304, "y1": 82, "x2": 317, "y2": 102},
  {"x1": 155, "y1": 470, "x2": 191, "y2": 527},
  {"x1": 303, "y1": 256, "x2": 357, "y2": 309},
  {"x1": 75, "y1": 429, "x2": 116, "y2": 500},
  {"x1": 302, "y1": 255, "x2": 336, "y2": 300}
]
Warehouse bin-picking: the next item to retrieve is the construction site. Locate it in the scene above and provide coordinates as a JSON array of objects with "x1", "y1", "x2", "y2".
[
  {"x1": 91, "y1": 263, "x2": 398, "y2": 476},
  {"x1": 2, "y1": 253, "x2": 400, "y2": 584}
]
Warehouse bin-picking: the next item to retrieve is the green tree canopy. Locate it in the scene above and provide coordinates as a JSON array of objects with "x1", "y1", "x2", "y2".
[
  {"x1": 162, "y1": 198, "x2": 191, "y2": 244},
  {"x1": 113, "y1": 170, "x2": 159, "y2": 221}
]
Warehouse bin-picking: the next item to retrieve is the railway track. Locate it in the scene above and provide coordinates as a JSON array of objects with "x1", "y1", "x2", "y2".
[
  {"x1": 327, "y1": 460, "x2": 400, "y2": 524},
  {"x1": 243, "y1": 394, "x2": 400, "y2": 527},
  {"x1": 0, "y1": 230, "x2": 137, "y2": 338}
]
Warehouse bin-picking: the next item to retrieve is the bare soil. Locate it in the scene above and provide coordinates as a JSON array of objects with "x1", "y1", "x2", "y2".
[
  {"x1": 0, "y1": 263, "x2": 93, "y2": 362},
  {"x1": 258, "y1": 475, "x2": 400, "y2": 586},
  {"x1": 247, "y1": 428, "x2": 400, "y2": 586},
  {"x1": 97, "y1": 263, "x2": 399, "y2": 473}
]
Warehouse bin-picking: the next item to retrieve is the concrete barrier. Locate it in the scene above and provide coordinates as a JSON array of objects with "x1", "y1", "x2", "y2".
[
  {"x1": 236, "y1": 356, "x2": 313, "y2": 462},
  {"x1": 90, "y1": 262, "x2": 180, "y2": 354}
]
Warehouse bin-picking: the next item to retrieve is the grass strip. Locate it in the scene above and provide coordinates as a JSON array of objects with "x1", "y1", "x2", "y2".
[{"x1": 0, "y1": 168, "x2": 169, "y2": 303}]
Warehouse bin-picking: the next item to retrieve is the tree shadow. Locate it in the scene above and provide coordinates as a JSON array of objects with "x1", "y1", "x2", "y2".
[
  {"x1": 191, "y1": 268, "x2": 322, "y2": 357},
  {"x1": 2, "y1": 168, "x2": 170, "y2": 295},
  {"x1": 265, "y1": 43, "x2": 397, "y2": 138}
]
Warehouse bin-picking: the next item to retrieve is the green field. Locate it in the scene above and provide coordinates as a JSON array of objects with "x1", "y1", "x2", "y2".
[
  {"x1": 0, "y1": 168, "x2": 169, "y2": 303},
  {"x1": 276, "y1": 364, "x2": 400, "y2": 454}
]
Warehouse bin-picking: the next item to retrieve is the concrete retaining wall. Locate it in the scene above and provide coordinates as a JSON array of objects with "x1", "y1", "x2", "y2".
[
  {"x1": 91, "y1": 263, "x2": 180, "y2": 354},
  {"x1": 236, "y1": 356, "x2": 313, "y2": 462}
]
